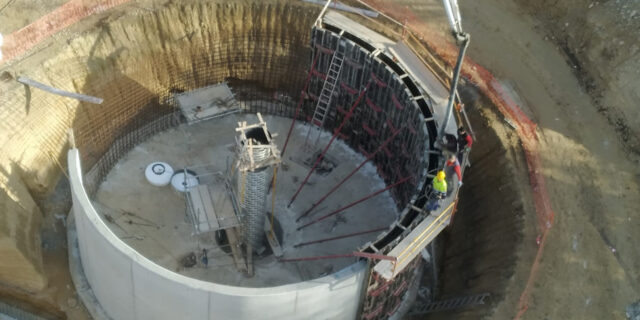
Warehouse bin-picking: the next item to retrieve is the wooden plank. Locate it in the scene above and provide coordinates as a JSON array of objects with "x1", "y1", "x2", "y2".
[
  {"x1": 188, "y1": 185, "x2": 219, "y2": 233},
  {"x1": 264, "y1": 219, "x2": 283, "y2": 257},
  {"x1": 246, "y1": 242, "x2": 254, "y2": 277},
  {"x1": 216, "y1": 194, "x2": 239, "y2": 229},
  {"x1": 226, "y1": 227, "x2": 247, "y2": 272},
  {"x1": 374, "y1": 201, "x2": 455, "y2": 280},
  {"x1": 199, "y1": 185, "x2": 219, "y2": 231}
]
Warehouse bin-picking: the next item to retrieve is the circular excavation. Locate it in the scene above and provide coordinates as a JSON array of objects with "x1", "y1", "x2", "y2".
[{"x1": 60, "y1": 3, "x2": 460, "y2": 320}]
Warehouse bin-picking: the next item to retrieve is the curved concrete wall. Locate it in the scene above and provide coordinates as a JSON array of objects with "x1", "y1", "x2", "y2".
[{"x1": 68, "y1": 149, "x2": 365, "y2": 320}]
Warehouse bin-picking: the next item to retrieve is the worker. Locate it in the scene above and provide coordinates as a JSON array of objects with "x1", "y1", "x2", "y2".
[
  {"x1": 201, "y1": 248, "x2": 208, "y2": 267},
  {"x1": 443, "y1": 133, "x2": 458, "y2": 154},
  {"x1": 426, "y1": 170, "x2": 447, "y2": 211},
  {"x1": 457, "y1": 126, "x2": 473, "y2": 152},
  {"x1": 446, "y1": 154, "x2": 462, "y2": 186}
]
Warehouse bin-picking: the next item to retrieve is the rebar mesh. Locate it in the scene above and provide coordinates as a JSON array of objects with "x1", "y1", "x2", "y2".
[{"x1": 239, "y1": 167, "x2": 271, "y2": 250}]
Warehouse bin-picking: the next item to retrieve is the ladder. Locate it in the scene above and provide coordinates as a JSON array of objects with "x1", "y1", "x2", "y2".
[
  {"x1": 311, "y1": 50, "x2": 344, "y2": 127},
  {"x1": 409, "y1": 293, "x2": 490, "y2": 315}
]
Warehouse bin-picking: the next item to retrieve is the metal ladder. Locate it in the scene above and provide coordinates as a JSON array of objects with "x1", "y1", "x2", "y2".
[
  {"x1": 410, "y1": 293, "x2": 491, "y2": 315},
  {"x1": 311, "y1": 50, "x2": 344, "y2": 127}
]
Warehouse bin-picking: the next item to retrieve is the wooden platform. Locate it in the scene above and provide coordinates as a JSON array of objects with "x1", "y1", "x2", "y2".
[
  {"x1": 373, "y1": 200, "x2": 455, "y2": 280},
  {"x1": 186, "y1": 184, "x2": 239, "y2": 234},
  {"x1": 174, "y1": 83, "x2": 240, "y2": 124}
]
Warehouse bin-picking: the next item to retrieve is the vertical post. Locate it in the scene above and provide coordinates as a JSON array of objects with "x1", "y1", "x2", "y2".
[
  {"x1": 246, "y1": 242, "x2": 254, "y2": 277},
  {"x1": 282, "y1": 53, "x2": 321, "y2": 156},
  {"x1": 315, "y1": 0, "x2": 334, "y2": 26},
  {"x1": 270, "y1": 166, "x2": 278, "y2": 237},
  {"x1": 67, "y1": 128, "x2": 76, "y2": 148},
  {"x1": 402, "y1": 19, "x2": 408, "y2": 40}
]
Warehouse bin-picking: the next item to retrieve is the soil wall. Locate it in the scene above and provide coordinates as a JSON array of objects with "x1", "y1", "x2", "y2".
[
  {"x1": 0, "y1": 0, "x2": 318, "y2": 294},
  {"x1": 514, "y1": 0, "x2": 640, "y2": 158},
  {"x1": 423, "y1": 86, "x2": 535, "y2": 319}
]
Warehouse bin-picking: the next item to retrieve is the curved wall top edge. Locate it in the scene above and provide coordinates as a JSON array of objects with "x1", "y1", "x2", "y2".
[{"x1": 68, "y1": 148, "x2": 365, "y2": 295}]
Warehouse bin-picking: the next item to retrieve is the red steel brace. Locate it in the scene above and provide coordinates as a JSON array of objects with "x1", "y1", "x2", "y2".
[
  {"x1": 297, "y1": 176, "x2": 412, "y2": 230},
  {"x1": 365, "y1": 97, "x2": 383, "y2": 112},
  {"x1": 282, "y1": 53, "x2": 321, "y2": 156},
  {"x1": 371, "y1": 72, "x2": 388, "y2": 87},
  {"x1": 362, "y1": 123, "x2": 377, "y2": 136},
  {"x1": 391, "y1": 93, "x2": 405, "y2": 110},
  {"x1": 340, "y1": 82, "x2": 358, "y2": 95},
  {"x1": 287, "y1": 81, "x2": 373, "y2": 207},
  {"x1": 297, "y1": 128, "x2": 404, "y2": 221}
]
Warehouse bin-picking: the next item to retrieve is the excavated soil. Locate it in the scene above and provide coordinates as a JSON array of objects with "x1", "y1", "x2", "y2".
[{"x1": 1, "y1": 1, "x2": 639, "y2": 320}]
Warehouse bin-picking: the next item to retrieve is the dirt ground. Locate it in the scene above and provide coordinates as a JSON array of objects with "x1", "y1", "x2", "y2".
[
  {"x1": 390, "y1": 0, "x2": 640, "y2": 318},
  {"x1": 1, "y1": 0, "x2": 639, "y2": 319}
]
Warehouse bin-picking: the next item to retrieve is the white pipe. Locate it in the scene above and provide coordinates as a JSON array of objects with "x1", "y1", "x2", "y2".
[
  {"x1": 442, "y1": 0, "x2": 463, "y2": 35},
  {"x1": 17, "y1": 76, "x2": 103, "y2": 104}
]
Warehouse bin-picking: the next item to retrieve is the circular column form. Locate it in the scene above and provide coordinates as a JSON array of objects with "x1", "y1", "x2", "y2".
[
  {"x1": 170, "y1": 169, "x2": 199, "y2": 192},
  {"x1": 145, "y1": 162, "x2": 174, "y2": 187}
]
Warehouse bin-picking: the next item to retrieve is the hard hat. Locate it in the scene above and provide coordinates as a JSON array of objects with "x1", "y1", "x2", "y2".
[{"x1": 436, "y1": 170, "x2": 445, "y2": 181}]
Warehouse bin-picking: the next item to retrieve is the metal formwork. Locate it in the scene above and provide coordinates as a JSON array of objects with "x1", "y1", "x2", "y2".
[{"x1": 239, "y1": 166, "x2": 271, "y2": 250}]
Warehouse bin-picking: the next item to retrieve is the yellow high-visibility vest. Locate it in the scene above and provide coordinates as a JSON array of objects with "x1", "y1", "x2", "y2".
[{"x1": 432, "y1": 178, "x2": 447, "y2": 193}]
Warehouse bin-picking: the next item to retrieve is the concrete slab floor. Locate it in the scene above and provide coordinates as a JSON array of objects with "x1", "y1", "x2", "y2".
[{"x1": 94, "y1": 113, "x2": 398, "y2": 287}]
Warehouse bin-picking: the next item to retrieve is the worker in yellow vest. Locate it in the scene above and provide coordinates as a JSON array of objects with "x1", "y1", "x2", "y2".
[{"x1": 427, "y1": 170, "x2": 447, "y2": 211}]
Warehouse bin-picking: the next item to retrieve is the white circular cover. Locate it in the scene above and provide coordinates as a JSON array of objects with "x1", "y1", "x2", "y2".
[
  {"x1": 171, "y1": 171, "x2": 199, "y2": 192},
  {"x1": 145, "y1": 162, "x2": 174, "y2": 187}
]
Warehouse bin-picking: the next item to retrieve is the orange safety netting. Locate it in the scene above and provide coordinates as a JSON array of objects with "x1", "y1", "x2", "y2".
[{"x1": 1, "y1": 0, "x2": 132, "y2": 64}]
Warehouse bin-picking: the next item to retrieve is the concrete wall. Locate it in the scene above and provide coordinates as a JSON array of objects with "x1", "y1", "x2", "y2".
[{"x1": 68, "y1": 149, "x2": 365, "y2": 320}]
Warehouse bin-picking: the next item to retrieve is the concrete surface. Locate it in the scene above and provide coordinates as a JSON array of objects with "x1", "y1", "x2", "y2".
[{"x1": 93, "y1": 113, "x2": 397, "y2": 287}]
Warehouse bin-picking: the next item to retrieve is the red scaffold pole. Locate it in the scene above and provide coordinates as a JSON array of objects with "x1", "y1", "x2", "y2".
[
  {"x1": 297, "y1": 176, "x2": 412, "y2": 230},
  {"x1": 293, "y1": 226, "x2": 388, "y2": 248},
  {"x1": 287, "y1": 80, "x2": 372, "y2": 207},
  {"x1": 278, "y1": 253, "x2": 355, "y2": 262},
  {"x1": 282, "y1": 52, "x2": 321, "y2": 156},
  {"x1": 296, "y1": 127, "x2": 404, "y2": 221}
]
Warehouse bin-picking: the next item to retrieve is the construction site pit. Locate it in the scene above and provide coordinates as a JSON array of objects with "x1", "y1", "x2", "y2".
[{"x1": 0, "y1": 1, "x2": 531, "y2": 319}]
